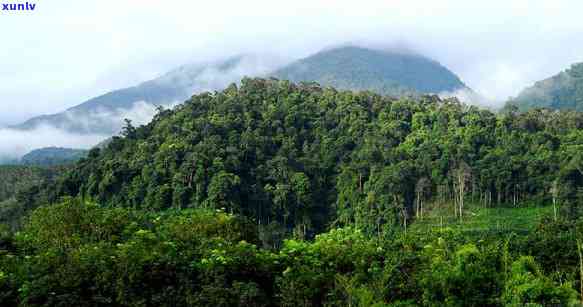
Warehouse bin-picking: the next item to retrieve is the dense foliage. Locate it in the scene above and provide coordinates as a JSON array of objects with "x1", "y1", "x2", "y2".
[
  {"x1": 0, "y1": 165, "x2": 64, "y2": 229},
  {"x1": 0, "y1": 166, "x2": 53, "y2": 202},
  {"x1": 507, "y1": 62, "x2": 583, "y2": 111},
  {"x1": 5, "y1": 78, "x2": 583, "y2": 305},
  {"x1": 274, "y1": 46, "x2": 468, "y2": 97},
  {"x1": 48, "y1": 78, "x2": 583, "y2": 237},
  {"x1": 0, "y1": 199, "x2": 580, "y2": 306}
]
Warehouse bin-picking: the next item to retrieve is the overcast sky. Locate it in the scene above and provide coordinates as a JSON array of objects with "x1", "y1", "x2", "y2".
[{"x1": 1, "y1": 0, "x2": 583, "y2": 125}]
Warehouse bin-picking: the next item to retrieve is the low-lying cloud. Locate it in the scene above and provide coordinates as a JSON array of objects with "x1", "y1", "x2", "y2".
[
  {"x1": 0, "y1": 126, "x2": 107, "y2": 162},
  {"x1": 438, "y1": 88, "x2": 495, "y2": 109},
  {"x1": 0, "y1": 101, "x2": 178, "y2": 162}
]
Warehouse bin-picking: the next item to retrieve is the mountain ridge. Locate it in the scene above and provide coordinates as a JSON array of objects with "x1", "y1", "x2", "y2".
[
  {"x1": 272, "y1": 46, "x2": 469, "y2": 96},
  {"x1": 506, "y1": 62, "x2": 583, "y2": 111},
  {"x1": 13, "y1": 46, "x2": 471, "y2": 136}
]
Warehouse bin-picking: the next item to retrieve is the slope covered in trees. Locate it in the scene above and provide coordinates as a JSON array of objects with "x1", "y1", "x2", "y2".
[
  {"x1": 3, "y1": 78, "x2": 583, "y2": 306},
  {"x1": 507, "y1": 62, "x2": 583, "y2": 111},
  {"x1": 0, "y1": 166, "x2": 53, "y2": 202},
  {"x1": 48, "y1": 78, "x2": 583, "y2": 235},
  {"x1": 0, "y1": 165, "x2": 65, "y2": 228},
  {"x1": 273, "y1": 46, "x2": 469, "y2": 97}
]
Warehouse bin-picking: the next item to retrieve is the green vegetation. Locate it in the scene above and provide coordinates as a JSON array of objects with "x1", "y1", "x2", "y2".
[
  {"x1": 507, "y1": 62, "x2": 583, "y2": 112},
  {"x1": 0, "y1": 165, "x2": 64, "y2": 202},
  {"x1": 411, "y1": 203, "x2": 554, "y2": 233},
  {"x1": 0, "y1": 199, "x2": 580, "y2": 306},
  {"x1": 2, "y1": 78, "x2": 583, "y2": 306},
  {"x1": 0, "y1": 165, "x2": 64, "y2": 229},
  {"x1": 45, "y1": 78, "x2": 583, "y2": 234}
]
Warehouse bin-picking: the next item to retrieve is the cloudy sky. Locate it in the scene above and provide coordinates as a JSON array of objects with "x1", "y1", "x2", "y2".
[{"x1": 1, "y1": 0, "x2": 583, "y2": 126}]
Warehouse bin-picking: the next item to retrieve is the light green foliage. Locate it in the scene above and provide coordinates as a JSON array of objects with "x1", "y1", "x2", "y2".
[
  {"x1": 411, "y1": 204, "x2": 554, "y2": 233},
  {"x1": 421, "y1": 240, "x2": 503, "y2": 306},
  {"x1": 503, "y1": 256, "x2": 578, "y2": 306}
]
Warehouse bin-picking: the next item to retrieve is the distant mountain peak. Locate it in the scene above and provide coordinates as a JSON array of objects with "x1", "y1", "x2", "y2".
[
  {"x1": 507, "y1": 62, "x2": 583, "y2": 111},
  {"x1": 13, "y1": 45, "x2": 471, "y2": 139},
  {"x1": 13, "y1": 54, "x2": 278, "y2": 135},
  {"x1": 272, "y1": 45, "x2": 468, "y2": 96}
]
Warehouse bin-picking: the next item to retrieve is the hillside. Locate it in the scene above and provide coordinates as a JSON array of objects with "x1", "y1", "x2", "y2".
[
  {"x1": 2, "y1": 79, "x2": 583, "y2": 306},
  {"x1": 46, "y1": 78, "x2": 583, "y2": 234},
  {"x1": 0, "y1": 165, "x2": 54, "y2": 202},
  {"x1": 0, "y1": 165, "x2": 65, "y2": 228},
  {"x1": 507, "y1": 62, "x2": 583, "y2": 111},
  {"x1": 272, "y1": 46, "x2": 469, "y2": 96}
]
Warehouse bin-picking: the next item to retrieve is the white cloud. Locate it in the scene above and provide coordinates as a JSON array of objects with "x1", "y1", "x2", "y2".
[
  {"x1": 0, "y1": 101, "x2": 178, "y2": 160},
  {"x1": 2, "y1": 0, "x2": 583, "y2": 125},
  {"x1": 439, "y1": 88, "x2": 494, "y2": 109},
  {"x1": 0, "y1": 126, "x2": 106, "y2": 161}
]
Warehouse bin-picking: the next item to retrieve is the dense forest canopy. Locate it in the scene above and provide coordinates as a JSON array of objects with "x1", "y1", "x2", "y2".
[
  {"x1": 0, "y1": 165, "x2": 65, "y2": 229},
  {"x1": 48, "y1": 78, "x2": 583, "y2": 234},
  {"x1": 3, "y1": 78, "x2": 583, "y2": 306},
  {"x1": 0, "y1": 166, "x2": 53, "y2": 202}
]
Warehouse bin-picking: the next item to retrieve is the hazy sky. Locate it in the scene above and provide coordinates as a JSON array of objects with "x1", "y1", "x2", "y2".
[{"x1": 1, "y1": 0, "x2": 583, "y2": 125}]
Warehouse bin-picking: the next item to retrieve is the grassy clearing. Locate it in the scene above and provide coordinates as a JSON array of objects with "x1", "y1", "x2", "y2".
[{"x1": 410, "y1": 202, "x2": 554, "y2": 234}]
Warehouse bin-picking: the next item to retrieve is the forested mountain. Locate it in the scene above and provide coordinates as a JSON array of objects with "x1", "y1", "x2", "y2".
[
  {"x1": 13, "y1": 55, "x2": 273, "y2": 134},
  {"x1": 13, "y1": 46, "x2": 470, "y2": 137},
  {"x1": 3, "y1": 79, "x2": 583, "y2": 306},
  {"x1": 47, "y1": 78, "x2": 583, "y2": 232},
  {"x1": 507, "y1": 62, "x2": 583, "y2": 111},
  {"x1": 20, "y1": 147, "x2": 88, "y2": 166},
  {"x1": 273, "y1": 46, "x2": 469, "y2": 97}
]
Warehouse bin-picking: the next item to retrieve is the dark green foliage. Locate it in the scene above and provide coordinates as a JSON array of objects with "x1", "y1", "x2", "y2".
[
  {"x1": 1, "y1": 199, "x2": 265, "y2": 307},
  {"x1": 273, "y1": 46, "x2": 468, "y2": 97},
  {"x1": 0, "y1": 201, "x2": 578, "y2": 306},
  {"x1": 0, "y1": 165, "x2": 53, "y2": 202},
  {"x1": 0, "y1": 165, "x2": 65, "y2": 229},
  {"x1": 45, "y1": 78, "x2": 583, "y2": 239},
  {"x1": 5, "y1": 78, "x2": 583, "y2": 305}
]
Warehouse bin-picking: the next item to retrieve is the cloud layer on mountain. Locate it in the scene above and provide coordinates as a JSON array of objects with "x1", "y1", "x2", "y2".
[{"x1": 0, "y1": 101, "x2": 171, "y2": 161}]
